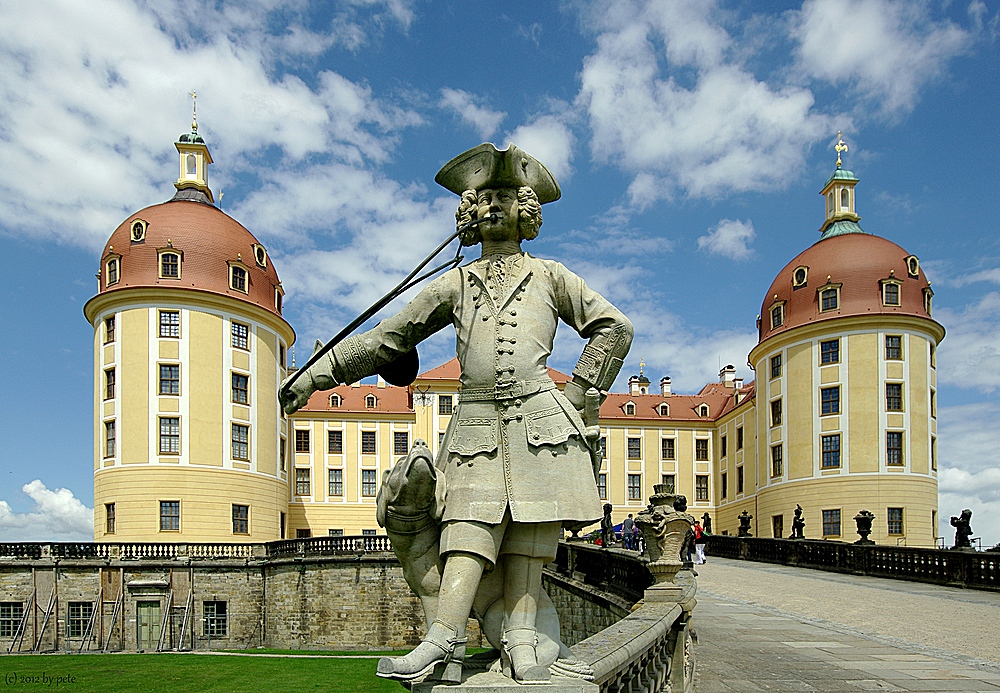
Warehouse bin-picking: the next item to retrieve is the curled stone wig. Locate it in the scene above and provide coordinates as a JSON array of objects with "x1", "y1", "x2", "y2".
[{"x1": 456, "y1": 186, "x2": 543, "y2": 246}]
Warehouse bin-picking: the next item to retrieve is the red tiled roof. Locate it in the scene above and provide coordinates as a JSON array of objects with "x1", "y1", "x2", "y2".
[
  {"x1": 601, "y1": 382, "x2": 754, "y2": 422},
  {"x1": 298, "y1": 383, "x2": 413, "y2": 414},
  {"x1": 759, "y1": 234, "x2": 936, "y2": 343},
  {"x1": 416, "y1": 357, "x2": 571, "y2": 384},
  {"x1": 98, "y1": 199, "x2": 283, "y2": 316}
]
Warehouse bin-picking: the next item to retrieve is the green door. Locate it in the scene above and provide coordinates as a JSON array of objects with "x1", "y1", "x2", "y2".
[{"x1": 136, "y1": 601, "x2": 161, "y2": 651}]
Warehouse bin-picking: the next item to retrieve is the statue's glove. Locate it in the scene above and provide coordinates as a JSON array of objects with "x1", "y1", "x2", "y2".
[{"x1": 279, "y1": 363, "x2": 339, "y2": 415}]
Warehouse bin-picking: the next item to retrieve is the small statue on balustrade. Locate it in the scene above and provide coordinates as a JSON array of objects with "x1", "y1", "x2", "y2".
[
  {"x1": 601, "y1": 503, "x2": 615, "y2": 548},
  {"x1": 950, "y1": 509, "x2": 974, "y2": 550},
  {"x1": 789, "y1": 504, "x2": 806, "y2": 540}
]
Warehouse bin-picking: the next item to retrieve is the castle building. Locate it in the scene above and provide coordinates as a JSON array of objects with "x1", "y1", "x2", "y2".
[
  {"x1": 84, "y1": 122, "x2": 294, "y2": 543},
  {"x1": 87, "y1": 132, "x2": 942, "y2": 547}
]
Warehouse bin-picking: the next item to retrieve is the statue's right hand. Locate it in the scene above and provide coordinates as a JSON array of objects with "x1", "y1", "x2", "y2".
[{"x1": 279, "y1": 371, "x2": 315, "y2": 415}]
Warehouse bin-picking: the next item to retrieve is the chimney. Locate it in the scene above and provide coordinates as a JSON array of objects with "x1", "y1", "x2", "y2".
[
  {"x1": 660, "y1": 376, "x2": 672, "y2": 397},
  {"x1": 719, "y1": 364, "x2": 736, "y2": 386},
  {"x1": 629, "y1": 375, "x2": 641, "y2": 396}
]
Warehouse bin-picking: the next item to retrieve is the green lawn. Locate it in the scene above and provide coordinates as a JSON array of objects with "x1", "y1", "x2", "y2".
[{"x1": 1, "y1": 653, "x2": 403, "y2": 693}]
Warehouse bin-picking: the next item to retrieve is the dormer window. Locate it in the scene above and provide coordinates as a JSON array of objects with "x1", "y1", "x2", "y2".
[
  {"x1": 792, "y1": 266, "x2": 808, "y2": 288},
  {"x1": 275, "y1": 287, "x2": 284, "y2": 314},
  {"x1": 130, "y1": 219, "x2": 147, "y2": 242},
  {"x1": 230, "y1": 264, "x2": 248, "y2": 293},
  {"x1": 816, "y1": 280, "x2": 842, "y2": 313},
  {"x1": 906, "y1": 255, "x2": 920, "y2": 278},
  {"x1": 329, "y1": 394, "x2": 341, "y2": 408},
  {"x1": 158, "y1": 250, "x2": 181, "y2": 279},
  {"x1": 923, "y1": 287, "x2": 933, "y2": 315},
  {"x1": 624, "y1": 402, "x2": 635, "y2": 416},
  {"x1": 770, "y1": 302, "x2": 784, "y2": 329},
  {"x1": 106, "y1": 257, "x2": 120, "y2": 287},
  {"x1": 882, "y1": 280, "x2": 901, "y2": 306},
  {"x1": 698, "y1": 404, "x2": 709, "y2": 417},
  {"x1": 658, "y1": 403, "x2": 670, "y2": 416},
  {"x1": 365, "y1": 394, "x2": 377, "y2": 409}
]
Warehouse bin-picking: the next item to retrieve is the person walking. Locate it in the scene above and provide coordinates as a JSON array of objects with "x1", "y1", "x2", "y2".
[{"x1": 693, "y1": 521, "x2": 706, "y2": 564}]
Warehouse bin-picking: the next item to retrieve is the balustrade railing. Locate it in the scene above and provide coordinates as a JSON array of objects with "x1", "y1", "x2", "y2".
[
  {"x1": 553, "y1": 541, "x2": 653, "y2": 605},
  {"x1": 0, "y1": 537, "x2": 395, "y2": 562},
  {"x1": 707, "y1": 535, "x2": 1000, "y2": 591}
]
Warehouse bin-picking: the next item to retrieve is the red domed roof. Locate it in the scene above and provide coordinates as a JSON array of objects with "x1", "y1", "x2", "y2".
[
  {"x1": 758, "y1": 233, "x2": 936, "y2": 343},
  {"x1": 98, "y1": 198, "x2": 283, "y2": 316}
]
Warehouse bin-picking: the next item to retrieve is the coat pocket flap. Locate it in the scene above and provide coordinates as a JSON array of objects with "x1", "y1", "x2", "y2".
[
  {"x1": 525, "y1": 406, "x2": 578, "y2": 447},
  {"x1": 449, "y1": 417, "x2": 498, "y2": 456}
]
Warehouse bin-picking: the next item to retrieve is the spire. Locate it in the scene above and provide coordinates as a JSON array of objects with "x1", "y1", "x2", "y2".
[
  {"x1": 173, "y1": 91, "x2": 214, "y2": 204},
  {"x1": 819, "y1": 132, "x2": 863, "y2": 240}
]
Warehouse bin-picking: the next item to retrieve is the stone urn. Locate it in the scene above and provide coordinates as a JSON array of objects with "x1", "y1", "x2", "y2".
[
  {"x1": 854, "y1": 510, "x2": 876, "y2": 545},
  {"x1": 635, "y1": 484, "x2": 695, "y2": 586}
]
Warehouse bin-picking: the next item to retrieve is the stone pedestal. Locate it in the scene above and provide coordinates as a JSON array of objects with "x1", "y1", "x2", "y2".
[{"x1": 413, "y1": 671, "x2": 598, "y2": 693}]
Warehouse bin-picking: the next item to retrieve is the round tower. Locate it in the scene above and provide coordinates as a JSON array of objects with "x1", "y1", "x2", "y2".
[
  {"x1": 746, "y1": 145, "x2": 943, "y2": 547},
  {"x1": 84, "y1": 120, "x2": 295, "y2": 542}
]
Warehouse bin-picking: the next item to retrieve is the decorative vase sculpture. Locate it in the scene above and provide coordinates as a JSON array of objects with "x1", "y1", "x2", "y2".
[
  {"x1": 737, "y1": 510, "x2": 753, "y2": 537},
  {"x1": 854, "y1": 510, "x2": 875, "y2": 545},
  {"x1": 636, "y1": 485, "x2": 695, "y2": 586}
]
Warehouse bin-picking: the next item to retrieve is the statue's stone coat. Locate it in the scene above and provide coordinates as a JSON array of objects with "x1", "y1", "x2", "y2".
[{"x1": 327, "y1": 253, "x2": 628, "y2": 525}]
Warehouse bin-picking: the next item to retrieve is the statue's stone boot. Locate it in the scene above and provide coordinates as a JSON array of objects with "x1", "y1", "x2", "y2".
[
  {"x1": 376, "y1": 620, "x2": 466, "y2": 683},
  {"x1": 502, "y1": 628, "x2": 551, "y2": 685}
]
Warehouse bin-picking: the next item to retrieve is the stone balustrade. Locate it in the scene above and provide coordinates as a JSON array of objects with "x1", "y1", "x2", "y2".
[
  {"x1": 707, "y1": 534, "x2": 1000, "y2": 591},
  {"x1": 1, "y1": 538, "x2": 695, "y2": 692}
]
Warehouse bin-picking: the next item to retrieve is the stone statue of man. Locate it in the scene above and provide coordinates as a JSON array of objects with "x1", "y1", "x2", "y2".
[{"x1": 279, "y1": 143, "x2": 633, "y2": 684}]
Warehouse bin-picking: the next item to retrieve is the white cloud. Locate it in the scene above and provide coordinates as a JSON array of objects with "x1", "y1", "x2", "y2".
[
  {"x1": 935, "y1": 293, "x2": 1000, "y2": 393},
  {"x1": 505, "y1": 115, "x2": 576, "y2": 182},
  {"x1": 0, "y1": 481, "x2": 93, "y2": 542},
  {"x1": 697, "y1": 218, "x2": 755, "y2": 260},
  {"x1": 790, "y1": 0, "x2": 970, "y2": 116},
  {"x1": 439, "y1": 88, "x2": 506, "y2": 139},
  {"x1": 576, "y1": 0, "x2": 836, "y2": 200},
  {"x1": 0, "y1": 0, "x2": 422, "y2": 251},
  {"x1": 935, "y1": 403, "x2": 1000, "y2": 548}
]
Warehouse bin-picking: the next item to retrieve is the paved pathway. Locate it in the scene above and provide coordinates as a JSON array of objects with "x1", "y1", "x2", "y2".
[{"x1": 694, "y1": 558, "x2": 1000, "y2": 692}]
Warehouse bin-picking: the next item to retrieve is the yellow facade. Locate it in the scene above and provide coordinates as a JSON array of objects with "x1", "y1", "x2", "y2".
[
  {"x1": 89, "y1": 148, "x2": 942, "y2": 549},
  {"x1": 85, "y1": 289, "x2": 294, "y2": 542}
]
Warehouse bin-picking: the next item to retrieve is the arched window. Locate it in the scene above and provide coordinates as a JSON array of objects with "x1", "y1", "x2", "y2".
[
  {"x1": 699, "y1": 404, "x2": 709, "y2": 417},
  {"x1": 840, "y1": 187, "x2": 850, "y2": 209},
  {"x1": 329, "y1": 394, "x2": 341, "y2": 408},
  {"x1": 827, "y1": 192, "x2": 834, "y2": 215},
  {"x1": 365, "y1": 394, "x2": 377, "y2": 409},
  {"x1": 186, "y1": 153, "x2": 197, "y2": 176},
  {"x1": 658, "y1": 403, "x2": 670, "y2": 416},
  {"x1": 625, "y1": 402, "x2": 635, "y2": 416}
]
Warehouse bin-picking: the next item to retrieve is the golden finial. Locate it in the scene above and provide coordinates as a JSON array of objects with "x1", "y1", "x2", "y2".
[
  {"x1": 639, "y1": 359, "x2": 645, "y2": 377},
  {"x1": 189, "y1": 90, "x2": 198, "y2": 133},
  {"x1": 835, "y1": 131, "x2": 848, "y2": 168}
]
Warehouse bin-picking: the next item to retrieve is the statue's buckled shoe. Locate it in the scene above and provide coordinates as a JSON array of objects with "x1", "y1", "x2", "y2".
[
  {"x1": 376, "y1": 620, "x2": 466, "y2": 683},
  {"x1": 501, "y1": 628, "x2": 551, "y2": 685}
]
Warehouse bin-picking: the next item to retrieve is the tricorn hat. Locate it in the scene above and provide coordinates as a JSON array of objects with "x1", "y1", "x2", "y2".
[{"x1": 435, "y1": 142, "x2": 561, "y2": 204}]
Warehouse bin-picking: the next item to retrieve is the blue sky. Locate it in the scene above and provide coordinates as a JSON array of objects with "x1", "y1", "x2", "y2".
[{"x1": 1, "y1": 0, "x2": 998, "y2": 545}]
